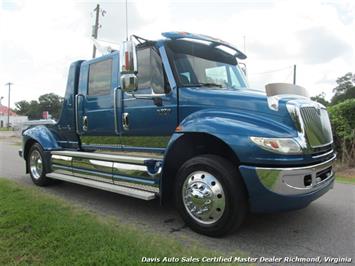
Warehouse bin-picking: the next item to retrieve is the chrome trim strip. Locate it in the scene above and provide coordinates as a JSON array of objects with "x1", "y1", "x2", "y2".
[
  {"x1": 252, "y1": 155, "x2": 336, "y2": 196},
  {"x1": 51, "y1": 154, "x2": 73, "y2": 175},
  {"x1": 312, "y1": 149, "x2": 334, "y2": 159},
  {"x1": 113, "y1": 87, "x2": 119, "y2": 135},
  {"x1": 75, "y1": 94, "x2": 84, "y2": 135},
  {"x1": 51, "y1": 150, "x2": 161, "y2": 165},
  {"x1": 112, "y1": 179, "x2": 159, "y2": 193},
  {"x1": 46, "y1": 173, "x2": 156, "y2": 200},
  {"x1": 256, "y1": 155, "x2": 335, "y2": 171},
  {"x1": 72, "y1": 158, "x2": 113, "y2": 184}
]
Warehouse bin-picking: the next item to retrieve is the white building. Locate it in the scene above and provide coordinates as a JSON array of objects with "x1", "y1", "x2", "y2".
[{"x1": 0, "y1": 104, "x2": 28, "y2": 129}]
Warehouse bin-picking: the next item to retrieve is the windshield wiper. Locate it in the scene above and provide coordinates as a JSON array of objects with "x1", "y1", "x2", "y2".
[{"x1": 180, "y1": 82, "x2": 223, "y2": 88}]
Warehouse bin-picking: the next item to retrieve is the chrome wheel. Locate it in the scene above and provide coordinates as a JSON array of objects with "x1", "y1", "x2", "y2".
[
  {"x1": 182, "y1": 171, "x2": 225, "y2": 225},
  {"x1": 29, "y1": 150, "x2": 43, "y2": 180}
]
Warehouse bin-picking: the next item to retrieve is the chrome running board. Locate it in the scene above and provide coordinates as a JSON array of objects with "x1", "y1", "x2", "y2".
[
  {"x1": 50, "y1": 150, "x2": 162, "y2": 193},
  {"x1": 46, "y1": 172, "x2": 156, "y2": 200}
]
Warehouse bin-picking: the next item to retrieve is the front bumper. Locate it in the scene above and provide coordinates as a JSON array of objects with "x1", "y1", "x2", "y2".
[{"x1": 239, "y1": 155, "x2": 336, "y2": 213}]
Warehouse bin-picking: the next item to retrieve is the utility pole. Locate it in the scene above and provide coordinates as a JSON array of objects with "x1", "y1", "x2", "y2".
[
  {"x1": 293, "y1": 64, "x2": 296, "y2": 85},
  {"x1": 91, "y1": 4, "x2": 106, "y2": 58},
  {"x1": 92, "y1": 4, "x2": 100, "y2": 58},
  {"x1": 5, "y1": 82, "x2": 13, "y2": 128}
]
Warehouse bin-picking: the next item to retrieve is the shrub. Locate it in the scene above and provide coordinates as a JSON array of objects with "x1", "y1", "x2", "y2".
[{"x1": 328, "y1": 99, "x2": 355, "y2": 167}]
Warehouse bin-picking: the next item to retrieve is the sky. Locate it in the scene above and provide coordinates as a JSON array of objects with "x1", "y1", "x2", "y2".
[{"x1": 0, "y1": 0, "x2": 354, "y2": 108}]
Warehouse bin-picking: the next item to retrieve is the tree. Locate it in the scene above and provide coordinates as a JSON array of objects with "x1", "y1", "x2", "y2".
[
  {"x1": 15, "y1": 100, "x2": 31, "y2": 116},
  {"x1": 311, "y1": 92, "x2": 329, "y2": 106},
  {"x1": 331, "y1": 72, "x2": 355, "y2": 105},
  {"x1": 328, "y1": 99, "x2": 355, "y2": 166},
  {"x1": 38, "y1": 93, "x2": 64, "y2": 119},
  {"x1": 27, "y1": 100, "x2": 41, "y2": 120},
  {"x1": 15, "y1": 93, "x2": 63, "y2": 120}
]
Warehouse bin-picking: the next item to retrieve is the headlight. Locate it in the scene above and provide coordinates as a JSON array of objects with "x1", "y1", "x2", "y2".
[{"x1": 250, "y1": 137, "x2": 302, "y2": 154}]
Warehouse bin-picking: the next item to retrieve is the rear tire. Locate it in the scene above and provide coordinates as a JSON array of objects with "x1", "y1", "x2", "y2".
[
  {"x1": 175, "y1": 154, "x2": 247, "y2": 237},
  {"x1": 27, "y1": 143, "x2": 51, "y2": 186}
]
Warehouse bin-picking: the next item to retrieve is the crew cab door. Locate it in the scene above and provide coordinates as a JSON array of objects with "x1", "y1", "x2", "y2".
[
  {"x1": 76, "y1": 53, "x2": 119, "y2": 136},
  {"x1": 120, "y1": 45, "x2": 177, "y2": 150}
]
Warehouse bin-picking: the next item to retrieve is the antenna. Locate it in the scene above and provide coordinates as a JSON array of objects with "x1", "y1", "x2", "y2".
[
  {"x1": 125, "y1": 0, "x2": 128, "y2": 40},
  {"x1": 243, "y1": 35, "x2": 246, "y2": 53}
]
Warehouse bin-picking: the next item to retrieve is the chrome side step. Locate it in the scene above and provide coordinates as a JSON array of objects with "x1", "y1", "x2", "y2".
[{"x1": 46, "y1": 172, "x2": 156, "y2": 200}]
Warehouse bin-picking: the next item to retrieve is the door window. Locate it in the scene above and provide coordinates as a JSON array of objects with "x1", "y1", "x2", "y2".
[
  {"x1": 88, "y1": 59, "x2": 112, "y2": 96},
  {"x1": 137, "y1": 47, "x2": 166, "y2": 94}
]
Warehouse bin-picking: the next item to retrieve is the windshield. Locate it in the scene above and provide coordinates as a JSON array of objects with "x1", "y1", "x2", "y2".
[{"x1": 167, "y1": 40, "x2": 248, "y2": 89}]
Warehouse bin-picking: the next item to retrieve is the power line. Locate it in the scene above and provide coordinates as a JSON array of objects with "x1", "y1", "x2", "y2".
[{"x1": 284, "y1": 68, "x2": 293, "y2": 83}]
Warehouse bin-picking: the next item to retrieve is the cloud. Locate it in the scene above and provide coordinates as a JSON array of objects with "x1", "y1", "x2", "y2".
[{"x1": 297, "y1": 26, "x2": 353, "y2": 64}]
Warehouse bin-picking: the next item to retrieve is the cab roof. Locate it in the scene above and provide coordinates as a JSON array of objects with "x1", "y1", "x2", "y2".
[{"x1": 161, "y1": 31, "x2": 247, "y2": 60}]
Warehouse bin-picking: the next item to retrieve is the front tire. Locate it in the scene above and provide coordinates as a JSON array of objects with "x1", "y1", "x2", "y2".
[
  {"x1": 175, "y1": 155, "x2": 247, "y2": 237},
  {"x1": 28, "y1": 143, "x2": 51, "y2": 186}
]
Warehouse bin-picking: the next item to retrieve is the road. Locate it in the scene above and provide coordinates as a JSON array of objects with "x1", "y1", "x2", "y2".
[{"x1": 0, "y1": 137, "x2": 354, "y2": 264}]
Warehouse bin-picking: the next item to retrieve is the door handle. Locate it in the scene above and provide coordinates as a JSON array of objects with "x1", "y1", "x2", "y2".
[
  {"x1": 83, "y1": 116, "x2": 88, "y2": 131},
  {"x1": 122, "y1": 112, "x2": 129, "y2": 130}
]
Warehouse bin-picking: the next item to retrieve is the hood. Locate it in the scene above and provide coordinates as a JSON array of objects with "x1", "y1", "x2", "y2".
[{"x1": 178, "y1": 87, "x2": 304, "y2": 128}]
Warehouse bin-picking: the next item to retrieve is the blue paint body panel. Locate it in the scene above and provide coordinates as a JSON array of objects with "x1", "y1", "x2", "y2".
[
  {"x1": 23, "y1": 125, "x2": 60, "y2": 150},
  {"x1": 239, "y1": 166, "x2": 334, "y2": 213}
]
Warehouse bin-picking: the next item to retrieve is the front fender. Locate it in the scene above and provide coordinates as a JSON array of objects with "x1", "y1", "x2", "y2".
[
  {"x1": 177, "y1": 109, "x2": 304, "y2": 165},
  {"x1": 23, "y1": 125, "x2": 60, "y2": 151}
]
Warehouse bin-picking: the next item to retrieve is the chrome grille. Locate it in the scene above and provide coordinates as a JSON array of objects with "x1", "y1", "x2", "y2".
[{"x1": 300, "y1": 106, "x2": 333, "y2": 148}]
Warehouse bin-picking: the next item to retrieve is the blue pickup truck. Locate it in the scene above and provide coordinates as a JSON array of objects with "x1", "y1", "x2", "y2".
[{"x1": 20, "y1": 32, "x2": 335, "y2": 236}]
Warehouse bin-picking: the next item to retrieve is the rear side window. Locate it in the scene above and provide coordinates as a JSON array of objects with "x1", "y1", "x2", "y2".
[
  {"x1": 137, "y1": 47, "x2": 165, "y2": 94},
  {"x1": 88, "y1": 59, "x2": 112, "y2": 96}
]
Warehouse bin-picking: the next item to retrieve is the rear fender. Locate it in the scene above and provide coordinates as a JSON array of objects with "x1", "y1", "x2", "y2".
[
  {"x1": 23, "y1": 125, "x2": 60, "y2": 151},
  {"x1": 22, "y1": 126, "x2": 60, "y2": 173}
]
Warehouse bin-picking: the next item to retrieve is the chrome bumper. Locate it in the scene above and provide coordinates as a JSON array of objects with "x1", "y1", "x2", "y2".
[{"x1": 255, "y1": 155, "x2": 336, "y2": 196}]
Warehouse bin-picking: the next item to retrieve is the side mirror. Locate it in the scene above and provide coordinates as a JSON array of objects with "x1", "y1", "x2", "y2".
[
  {"x1": 120, "y1": 37, "x2": 138, "y2": 93},
  {"x1": 121, "y1": 74, "x2": 138, "y2": 93}
]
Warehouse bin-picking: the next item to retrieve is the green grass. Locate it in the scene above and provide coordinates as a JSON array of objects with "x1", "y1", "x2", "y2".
[
  {"x1": 0, "y1": 127, "x2": 13, "y2": 131},
  {"x1": 0, "y1": 179, "x2": 246, "y2": 265},
  {"x1": 335, "y1": 175, "x2": 355, "y2": 185}
]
